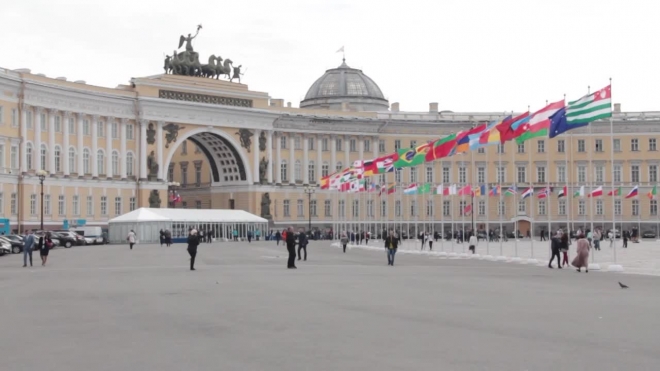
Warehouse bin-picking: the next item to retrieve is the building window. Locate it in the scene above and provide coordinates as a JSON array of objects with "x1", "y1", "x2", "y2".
[
  {"x1": 631, "y1": 138, "x2": 639, "y2": 151},
  {"x1": 335, "y1": 161, "x2": 342, "y2": 172},
  {"x1": 478, "y1": 200, "x2": 485, "y2": 215},
  {"x1": 537, "y1": 166, "x2": 545, "y2": 183},
  {"x1": 395, "y1": 168, "x2": 402, "y2": 183},
  {"x1": 458, "y1": 200, "x2": 467, "y2": 216},
  {"x1": 443, "y1": 200, "x2": 451, "y2": 216},
  {"x1": 614, "y1": 165, "x2": 621, "y2": 183},
  {"x1": 578, "y1": 200, "x2": 585, "y2": 215},
  {"x1": 126, "y1": 152, "x2": 134, "y2": 177},
  {"x1": 83, "y1": 120, "x2": 90, "y2": 135},
  {"x1": 557, "y1": 166, "x2": 566, "y2": 183},
  {"x1": 578, "y1": 166, "x2": 586, "y2": 183},
  {"x1": 650, "y1": 165, "x2": 658, "y2": 183},
  {"x1": 537, "y1": 140, "x2": 545, "y2": 153},
  {"x1": 615, "y1": 199, "x2": 621, "y2": 215},
  {"x1": 297, "y1": 199, "x2": 304, "y2": 217},
  {"x1": 308, "y1": 137, "x2": 315, "y2": 151},
  {"x1": 294, "y1": 160, "x2": 302, "y2": 182},
  {"x1": 293, "y1": 136, "x2": 301, "y2": 150},
  {"x1": 44, "y1": 194, "x2": 51, "y2": 215},
  {"x1": 442, "y1": 167, "x2": 450, "y2": 183},
  {"x1": 181, "y1": 165, "x2": 188, "y2": 186},
  {"x1": 517, "y1": 142, "x2": 525, "y2": 153},
  {"x1": 595, "y1": 166, "x2": 604, "y2": 183},
  {"x1": 111, "y1": 151, "x2": 119, "y2": 176},
  {"x1": 517, "y1": 199, "x2": 526, "y2": 213},
  {"x1": 26, "y1": 143, "x2": 33, "y2": 170},
  {"x1": 558, "y1": 200, "x2": 566, "y2": 215},
  {"x1": 309, "y1": 199, "x2": 317, "y2": 217},
  {"x1": 334, "y1": 138, "x2": 340, "y2": 151},
  {"x1": 379, "y1": 140, "x2": 386, "y2": 152},
  {"x1": 58, "y1": 195, "x2": 65, "y2": 216},
  {"x1": 577, "y1": 140, "x2": 585, "y2": 152},
  {"x1": 632, "y1": 199, "x2": 639, "y2": 216},
  {"x1": 410, "y1": 167, "x2": 417, "y2": 183},
  {"x1": 324, "y1": 200, "x2": 331, "y2": 217},
  {"x1": 97, "y1": 150, "x2": 104, "y2": 175},
  {"x1": 459, "y1": 167, "x2": 466, "y2": 183},
  {"x1": 322, "y1": 138, "x2": 329, "y2": 151},
  {"x1": 11, "y1": 145, "x2": 18, "y2": 170},
  {"x1": 650, "y1": 138, "x2": 657, "y2": 151},
  {"x1": 73, "y1": 195, "x2": 80, "y2": 215},
  {"x1": 129, "y1": 197, "x2": 136, "y2": 211},
  {"x1": 82, "y1": 148, "x2": 91, "y2": 172},
  {"x1": 538, "y1": 200, "x2": 546, "y2": 215},
  {"x1": 651, "y1": 200, "x2": 658, "y2": 216},
  {"x1": 410, "y1": 200, "x2": 417, "y2": 217},
  {"x1": 167, "y1": 164, "x2": 174, "y2": 182},
  {"x1": 281, "y1": 135, "x2": 288, "y2": 149},
  {"x1": 410, "y1": 140, "x2": 417, "y2": 148},
  {"x1": 477, "y1": 167, "x2": 485, "y2": 184},
  {"x1": 100, "y1": 196, "x2": 107, "y2": 215},
  {"x1": 181, "y1": 141, "x2": 187, "y2": 154},
  {"x1": 282, "y1": 200, "x2": 290, "y2": 217},
  {"x1": 338, "y1": 200, "x2": 345, "y2": 217},
  {"x1": 426, "y1": 166, "x2": 434, "y2": 183},
  {"x1": 381, "y1": 200, "x2": 387, "y2": 217},
  {"x1": 364, "y1": 139, "x2": 370, "y2": 152},
  {"x1": 308, "y1": 161, "x2": 315, "y2": 182},
  {"x1": 68, "y1": 148, "x2": 76, "y2": 173},
  {"x1": 395, "y1": 200, "x2": 401, "y2": 217},
  {"x1": 11, "y1": 193, "x2": 17, "y2": 215},
  {"x1": 86, "y1": 196, "x2": 93, "y2": 216},
  {"x1": 596, "y1": 199, "x2": 603, "y2": 215},
  {"x1": 497, "y1": 143, "x2": 504, "y2": 154},
  {"x1": 111, "y1": 122, "x2": 119, "y2": 139},
  {"x1": 394, "y1": 140, "x2": 401, "y2": 151},
  {"x1": 321, "y1": 162, "x2": 329, "y2": 177},
  {"x1": 557, "y1": 139, "x2": 565, "y2": 153},
  {"x1": 30, "y1": 194, "x2": 37, "y2": 215},
  {"x1": 97, "y1": 121, "x2": 105, "y2": 137},
  {"x1": 497, "y1": 166, "x2": 505, "y2": 183},
  {"x1": 349, "y1": 139, "x2": 357, "y2": 152},
  {"x1": 195, "y1": 165, "x2": 202, "y2": 185},
  {"x1": 595, "y1": 139, "x2": 603, "y2": 152},
  {"x1": 631, "y1": 165, "x2": 640, "y2": 183},
  {"x1": 40, "y1": 144, "x2": 47, "y2": 170},
  {"x1": 126, "y1": 124, "x2": 134, "y2": 140},
  {"x1": 195, "y1": 200, "x2": 202, "y2": 209},
  {"x1": 426, "y1": 200, "x2": 434, "y2": 216},
  {"x1": 182, "y1": 201, "x2": 187, "y2": 209},
  {"x1": 517, "y1": 166, "x2": 526, "y2": 183},
  {"x1": 352, "y1": 199, "x2": 359, "y2": 217}
]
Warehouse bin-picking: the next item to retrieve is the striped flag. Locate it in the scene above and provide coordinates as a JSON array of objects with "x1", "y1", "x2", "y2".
[
  {"x1": 567, "y1": 85, "x2": 612, "y2": 124},
  {"x1": 537, "y1": 187, "x2": 550, "y2": 199}
]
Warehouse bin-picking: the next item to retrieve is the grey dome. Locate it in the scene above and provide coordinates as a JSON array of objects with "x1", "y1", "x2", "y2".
[{"x1": 300, "y1": 60, "x2": 389, "y2": 112}]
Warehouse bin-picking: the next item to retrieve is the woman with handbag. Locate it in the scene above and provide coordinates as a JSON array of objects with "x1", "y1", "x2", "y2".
[{"x1": 39, "y1": 234, "x2": 51, "y2": 266}]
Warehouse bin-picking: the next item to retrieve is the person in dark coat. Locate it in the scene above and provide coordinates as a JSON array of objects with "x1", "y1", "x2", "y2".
[
  {"x1": 285, "y1": 226, "x2": 297, "y2": 269},
  {"x1": 384, "y1": 229, "x2": 400, "y2": 266},
  {"x1": 187, "y1": 229, "x2": 200, "y2": 271},
  {"x1": 548, "y1": 235, "x2": 562, "y2": 269},
  {"x1": 297, "y1": 231, "x2": 308, "y2": 261},
  {"x1": 275, "y1": 231, "x2": 281, "y2": 246}
]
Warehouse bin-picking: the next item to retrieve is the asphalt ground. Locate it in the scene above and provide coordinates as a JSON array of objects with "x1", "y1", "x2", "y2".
[{"x1": 0, "y1": 241, "x2": 658, "y2": 371}]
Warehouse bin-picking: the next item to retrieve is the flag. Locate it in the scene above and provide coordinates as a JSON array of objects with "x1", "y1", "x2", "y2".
[
  {"x1": 472, "y1": 185, "x2": 486, "y2": 197},
  {"x1": 404, "y1": 183, "x2": 418, "y2": 195},
  {"x1": 376, "y1": 154, "x2": 397, "y2": 173},
  {"x1": 498, "y1": 112, "x2": 530, "y2": 143},
  {"x1": 320, "y1": 175, "x2": 330, "y2": 190},
  {"x1": 479, "y1": 119, "x2": 505, "y2": 145},
  {"x1": 394, "y1": 143, "x2": 432, "y2": 168},
  {"x1": 625, "y1": 186, "x2": 639, "y2": 199},
  {"x1": 362, "y1": 159, "x2": 377, "y2": 176},
  {"x1": 417, "y1": 183, "x2": 431, "y2": 194},
  {"x1": 517, "y1": 100, "x2": 565, "y2": 141},
  {"x1": 573, "y1": 186, "x2": 585, "y2": 198},
  {"x1": 489, "y1": 185, "x2": 500, "y2": 197},
  {"x1": 521, "y1": 187, "x2": 533, "y2": 199},
  {"x1": 449, "y1": 184, "x2": 458, "y2": 195},
  {"x1": 588, "y1": 186, "x2": 603, "y2": 198},
  {"x1": 434, "y1": 184, "x2": 444, "y2": 195},
  {"x1": 537, "y1": 187, "x2": 550, "y2": 199},
  {"x1": 557, "y1": 186, "x2": 567, "y2": 198},
  {"x1": 504, "y1": 186, "x2": 517, "y2": 196},
  {"x1": 647, "y1": 185, "x2": 656, "y2": 200},
  {"x1": 454, "y1": 124, "x2": 488, "y2": 154},
  {"x1": 336, "y1": 46, "x2": 344, "y2": 53},
  {"x1": 426, "y1": 133, "x2": 457, "y2": 161},
  {"x1": 457, "y1": 184, "x2": 472, "y2": 196},
  {"x1": 383, "y1": 183, "x2": 396, "y2": 196},
  {"x1": 463, "y1": 204, "x2": 472, "y2": 216},
  {"x1": 352, "y1": 160, "x2": 364, "y2": 169},
  {"x1": 566, "y1": 85, "x2": 612, "y2": 124},
  {"x1": 607, "y1": 187, "x2": 622, "y2": 196}
]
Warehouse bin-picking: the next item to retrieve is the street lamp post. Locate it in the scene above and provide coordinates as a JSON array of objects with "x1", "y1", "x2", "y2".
[
  {"x1": 168, "y1": 181, "x2": 180, "y2": 208},
  {"x1": 304, "y1": 185, "x2": 316, "y2": 232},
  {"x1": 36, "y1": 170, "x2": 48, "y2": 231}
]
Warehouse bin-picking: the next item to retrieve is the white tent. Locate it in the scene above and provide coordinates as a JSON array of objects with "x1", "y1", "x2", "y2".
[{"x1": 108, "y1": 208, "x2": 269, "y2": 244}]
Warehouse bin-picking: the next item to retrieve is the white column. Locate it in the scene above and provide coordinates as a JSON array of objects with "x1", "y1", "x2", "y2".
[
  {"x1": 120, "y1": 118, "x2": 128, "y2": 179},
  {"x1": 344, "y1": 135, "x2": 350, "y2": 168},
  {"x1": 276, "y1": 132, "x2": 282, "y2": 184},
  {"x1": 63, "y1": 112, "x2": 71, "y2": 176},
  {"x1": 91, "y1": 115, "x2": 99, "y2": 178},
  {"x1": 48, "y1": 110, "x2": 56, "y2": 174},
  {"x1": 20, "y1": 105, "x2": 28, "y2": 173},
  {"x1": 331, "y1": 135, "x2": 337, "y2": 172},
  {"x1": 34, "y1": 107, "x2": 43, "y2": 171},
  {"x1": 317, "y1": 136, "x2": 322, "y2": 182},
  {"x1": 106, "y1": 117, "x2": 113, "y2": 178},
  {"x1": 139, "y1": 120, "x2": 148, "y2": 180},
  {"x1": 372, "y1": 136, "x2": 379, "y2": 159},
  {"x1": 253, "y1": 129, "x2": 261, "y2": 184},
  {"x1": 289, "y1": 135, "x2": 295, "y2": 183},
  {"x1": 76, "y1": 113, "x2": 84, "y2": 177},
  {"x1": 267, "y1": 130, "x2": 273, "y2": 184},
  {"x1": 303, "y1": 134, "x2": 309, "y2": 184},
  {"x1": 157, "y1": 121, "x2": 164, "y2": 180}
]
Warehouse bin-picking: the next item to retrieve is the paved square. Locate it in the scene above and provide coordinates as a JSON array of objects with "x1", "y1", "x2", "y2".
[{"x1": 1, "y1": 240, "x2": 659, "y2": 371}]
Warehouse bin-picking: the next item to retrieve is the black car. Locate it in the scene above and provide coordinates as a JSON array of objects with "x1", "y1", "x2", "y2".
[
  {"x1": 642, "y1": 231, "x2": 657, "y2": 239},
  {"x1": 0, "y1": 236, "x2": 24, "y2": 254},
  {"x1": 53, "y1": 232, "x2": 78, "y2": 248}
]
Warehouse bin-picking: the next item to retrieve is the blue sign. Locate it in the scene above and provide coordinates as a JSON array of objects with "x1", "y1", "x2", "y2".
[
  {"x1": 0, "y1": 218, "x2": 10, "y2": 235},
  {"x1": 63, "y1": 219, "x2": 87, "y2": 229}
]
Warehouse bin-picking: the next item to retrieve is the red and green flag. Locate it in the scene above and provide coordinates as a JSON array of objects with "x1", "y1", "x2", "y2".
[
  {"x1": 425, "y1": 133, "x2": 457, "y2": 161},
  {"x1": 607, "y1": 187, "x2": 622, "y2": 196}
]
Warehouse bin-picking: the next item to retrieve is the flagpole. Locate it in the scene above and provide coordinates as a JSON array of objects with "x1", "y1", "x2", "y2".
[
  {"x1": 470, "y1": 148, "x2": 476, "y2": 256},
  {"x1": 498, "y1": 139, "x2": 503, "y2": 259},
  {"x1": 512, "y1": 138, "x2": 519, "y2": 260},
  {"x1": 586, "y1": 85, "x2": 600, "y2": 271},
  {"x1": 528, "y1": 120, "x2": 534, "y2": 263},
  {"x1": 608, "y1": 78, "x2": 623, "y2": 271},
  {"x1": 440, "y1": 183, "x2": 445, "y2": 253},
  {"x1": 566, "y1": 93, "x2": 573, "y2": 242},
  {"x1": 546, "y1": 124, "x2": 552, "y2": 254}
]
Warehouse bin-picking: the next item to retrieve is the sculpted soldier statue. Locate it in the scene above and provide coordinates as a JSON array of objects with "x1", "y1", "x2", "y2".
[
  {"x1": 230, "y1": 64, "x2": 244, "y2": 83},
  {"x1": 179, "y1": 24, "x2": 203, "y2": 53}
]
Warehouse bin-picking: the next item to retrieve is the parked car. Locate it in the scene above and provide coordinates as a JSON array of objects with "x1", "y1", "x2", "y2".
[
  {"x1": 642, "y1": 231, "x2": 657, "y2": 239},
  {"x1": 0, "y1": 240, "x2": 11, "y2": 255},
  {"x1": 34, "y1": 231, "x2": 61, "y2": 247},
  {"x1": 53, "y1": 232, "x2": 80, "y2": 248},
  {"x1": 0, "y1": 236, "x2": 24, "y2": 254}
]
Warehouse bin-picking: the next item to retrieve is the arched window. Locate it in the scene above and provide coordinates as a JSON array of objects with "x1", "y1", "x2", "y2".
[
  {"x1": 111, "y1": 151, "x2": 119, "y2": 176},
  {"x1": 26, "y1": 143, "x2": 33, "y2": 170},
  {"x1": 97, "y1": 150, "x2": 105, "y2": 175},
  {"x1": 280, "y1": 160, "x2": 287, "y2": 182},
  {"x1": 54, "y1": 146, "x2": 61, "y2": 173},
  {"x1": 335, "y1": 161, "x2": 343, "y2": 172},
  {"x1": 68, "y1": 147, "x2": 76, "y2": 173},
  {"x1": 126, "y1": 152, "x2": 134, "y2": 177},
  {"x1": 308, "y1": 160, "x2": 315, "y2": 183},
  {"x1": 322, "y1": 161, "x2": 329, "y2": 177},
  {"x1": 294, "y1": 160, "x2": 302, "y2": 182},
  {"x1": 82, "y1": 149, "x2": 90, "y2": 174},
  {"x1": 40, "y1": 144, "x2": 47, "y2": 171}
]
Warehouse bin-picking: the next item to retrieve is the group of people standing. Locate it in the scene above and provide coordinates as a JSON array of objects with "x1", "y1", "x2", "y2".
[{"x1": 549, "y1": 228, "x2": 598, "y2": 273}]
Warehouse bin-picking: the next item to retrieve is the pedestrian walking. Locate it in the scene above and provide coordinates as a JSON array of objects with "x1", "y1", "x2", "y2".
[
  {"x1": 247, "y1": 230, "x2": 252, "y2": 243},
  {"x1": 593, "y1": 229, "x2": 601, "y2": 251},
  {"x1": 187, "y1": 229, "x2": 200, "y2": 271},
  {"x1": 548, "y1": 236, "x2": 562, "y2": 268},
  {"x1": 275, "y1": 230, "x2": 281, "y2": 245},
  {"x1": 468, "y1": 232, "x2": 478, "y2": 254},
  {"x1": 286, "y1": 226, "x2": 297, "y2": 269},
  {"x1": 384, "y1": 230, "x2": 399, "y2": 266},
  {"x1": 340, "y1": 231, "x2": 349, "y2": 253},
  {"x1": 165, "y1": 229, "x2": 172, "y2": 246},
  {"x1": 572, "y1": 233, "x2": 590, "y2": 273},
  {"x1": 297, "y1": 230, "x2": 308, "y2": 261},
  {"x1": 23, "y1": 230, "x2": 35, "y2": 267},
  {"x1": 420, "y1": 231, "x2": 426, "y2": 250},
  {"x1": 429, "y1": 233, "x2": 433, "y2": 251},
  {"x1": 623, "y1": 231, "x2": 628, "y2": 248},
  {"x1": 233, "y1": 229, "x2": 238, "y2": 241},
  {"x1": 159, "y1": 229, "x2": 165, "y2": 246},
  {"x1": 40, "y1": 233, "x2": 54, "y2": 266},
  {"x1": 560, "y1": 232, "x2": 569, "y2": 267},
  {"x1": 127, "y1": 230, "x2": 137, "y2": 250}
]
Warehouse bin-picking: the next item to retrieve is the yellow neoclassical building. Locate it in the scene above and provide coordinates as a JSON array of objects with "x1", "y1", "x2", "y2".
[{"x1": 1, "y1": 50, "x2": 660, "y2": 236}]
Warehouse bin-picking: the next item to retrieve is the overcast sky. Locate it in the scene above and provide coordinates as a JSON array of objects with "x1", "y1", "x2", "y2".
[{"x1": 2, "y1": 0, "x2": 656, "y2": 113}]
